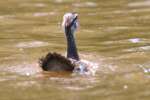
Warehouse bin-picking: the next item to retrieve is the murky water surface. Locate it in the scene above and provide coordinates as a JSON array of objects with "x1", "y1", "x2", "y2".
[{"x1": 0, "y1": 0, "x2": 150, "y2": 100}]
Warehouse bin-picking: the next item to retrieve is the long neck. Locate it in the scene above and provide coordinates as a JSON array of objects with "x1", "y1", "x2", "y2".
[{"x1": 65, "y1": 27, "x2": 79, "y2": 61}]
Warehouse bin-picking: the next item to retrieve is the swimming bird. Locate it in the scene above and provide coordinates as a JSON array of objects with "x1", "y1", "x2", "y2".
[
  {"x1": 39, "y1": 13, "x2": 98, "y2": 75},
  {"x1": 39, "y1": 12, "x2": 81, "y2": 72}
]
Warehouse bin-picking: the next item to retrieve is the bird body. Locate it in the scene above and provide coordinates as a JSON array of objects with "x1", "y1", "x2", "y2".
[
  {"x1": 39, "y1": 52, "x2": 75, "y2": 71},
  {"x1": 39, "y1": 13, "x2": 91, "y2": 73}
]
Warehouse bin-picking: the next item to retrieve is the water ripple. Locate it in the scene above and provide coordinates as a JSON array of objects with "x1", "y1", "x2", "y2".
[
  {"x1": 5, "y1": 63, "x2": 41, "y2": 76},
  {"x1": 73, "y1": 2, "x2": 97, "y2": 8},
  {"x1": 15, "y1": 41, "x2": 49, "y2": 48},
  {"x1": 138, "y1": 64, "x2": 150, "y2": 74},
  {"x1": 33, "y1": 12, "x2": 56, "y2": 17},
  {"x1": 128, "y1": 0, "x2": 150, "y2": 7},
  {"x1": 20, "y1": 3, "x2": 47, "y2": 8}
]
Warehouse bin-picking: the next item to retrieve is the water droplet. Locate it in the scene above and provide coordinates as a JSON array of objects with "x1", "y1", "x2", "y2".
[
  {"x1": 123, "y1": 85, "x2": 128, "y2": 89},
  {"x1": 26, "y1": 73, "x2": 30, "y2": 76}
]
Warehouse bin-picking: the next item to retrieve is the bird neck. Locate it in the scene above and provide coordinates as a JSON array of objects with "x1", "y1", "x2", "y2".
[{"x1": 65, "y1": 27, "x2": 79, "y2": 61}]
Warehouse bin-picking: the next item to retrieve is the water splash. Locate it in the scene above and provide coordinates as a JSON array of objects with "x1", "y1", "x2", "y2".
[{"x1": 73, "y1": 59, "x2": 99, "y2": 76}]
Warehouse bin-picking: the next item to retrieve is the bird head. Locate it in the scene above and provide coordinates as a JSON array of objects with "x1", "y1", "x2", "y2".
[{"x1": 62, "y1": 12, "x2": 78, "y2": 34}]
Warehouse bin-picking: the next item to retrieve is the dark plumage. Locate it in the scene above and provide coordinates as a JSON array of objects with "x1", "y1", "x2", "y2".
[
  {"x1": 39, "y1": 52, "x2": 75, "y2": 71},
  {"x1": 39, "y1": 13, "x2": 79, "y2": 72}
]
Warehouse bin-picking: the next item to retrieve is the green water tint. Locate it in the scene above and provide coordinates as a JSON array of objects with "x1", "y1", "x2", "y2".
[{"x1": 0, "y1": 0, "x2": 150, "y2": 100}]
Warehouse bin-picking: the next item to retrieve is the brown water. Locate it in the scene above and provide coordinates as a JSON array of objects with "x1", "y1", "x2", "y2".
[{"x1": 0, "y1": 0, "x2": 150, "y2": 100}]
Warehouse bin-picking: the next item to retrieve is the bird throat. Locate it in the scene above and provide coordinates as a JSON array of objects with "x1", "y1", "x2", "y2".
[{"x1": 65, "y1": 27, "x2": 79, "y2": 61}]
